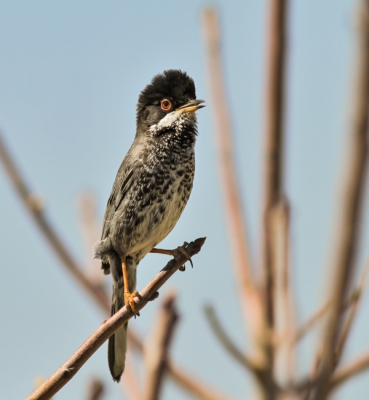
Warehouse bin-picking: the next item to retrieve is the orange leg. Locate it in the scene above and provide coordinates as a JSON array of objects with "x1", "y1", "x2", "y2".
[{"x1": 122, "y1": 257, "x2": 139, "y2": 314}]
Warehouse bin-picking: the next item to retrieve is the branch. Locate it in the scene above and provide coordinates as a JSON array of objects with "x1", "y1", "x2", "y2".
[
  {"x1": 0, "y1": 133, "x2": 235, "y2": 400},
  {"x1": 0, "y1": 133, "x2": 110, "y2": 313},
  {"x1": 262, "y1": 0, "x2": 289, "y2": 356},
  {"x1": 120, "y1": 349, "x2": 141, "y2": 400},
  {"x1": 201, "y1": 5, "x2": 264, "y2": 360},
  {"x1": 329, "y1": 350, "x2": 369, "y2": 391},
  {"x1": 276, "y1": 293, "x2": 351, "y2": 347},
  {"x1": 169, "y1": 363, "x2": 237, "y2": 400},
  {"x1": 270, "y1": 198, "x2": 296, "y2": 384},
  {"x1": 335, "y1": 260, "x2": 369, "y2": 362},
  {"x1": 143, "y1": 291, "x2": 179, "y2": 400},
  {"x1": 77, "y1": 192, "x2": 107, "y2": 292},
  {"x1": 86, "y1": 378, "x2": 105, "y2": 400},
  {"x1": 315, "y1": 1, "x2": 369, "y2": 396},
  {"x1": 26, "y1": 238, "x2": 206, "y2": 400},
  {"x1": 204, "y1": 305, "x2": 264, "y2": 381}
]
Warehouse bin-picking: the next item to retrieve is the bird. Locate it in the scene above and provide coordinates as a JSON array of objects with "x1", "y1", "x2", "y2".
[{"x1": 93, "y1": 69, "x2": 205, "y2": 382}]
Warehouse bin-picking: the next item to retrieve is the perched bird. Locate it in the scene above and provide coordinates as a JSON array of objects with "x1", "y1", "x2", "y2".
[{"x1": 93, "y1": 70, "x2": 205, "y2": 382}]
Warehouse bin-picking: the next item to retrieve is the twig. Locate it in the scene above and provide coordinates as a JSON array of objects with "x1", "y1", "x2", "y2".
[
  {"x1": 273, "y1": 279, "x2": 367, "y2": 351},
  {"x1": 169, "y1": 363, "x2": 237, "y2": 400},
  {"x1": 270, "y1": 198, "x2": 296, "y2": 384},
  {"x1": 204, "y1": 305, "x2": 265, "y2": 382},
  {"x1": 143, "y1": 292, "x2": 179, "y2": 400},
  {"x1": 262, "y1": 0, "x2": 289, "y2": 360},
  {"x1": 26, "y1": 238, "x2": 206, "y2": 400},
  {"x1": 259, "y1": 1, "x2": 289, "y2": 397},
  {"x1": 201, "y1": 5, "x2": 264, "y2": 363},
  {"x1": 314, "y1": 1, "x2": 369, "y2": 397},
  {"x1": 86, "y1": 378, "x2": 105, "y2": 400},
  {"x1": 335, "y1": 260, "x2": 369, "y2": 363},
  {"x1": 0, "y1": 133, "x2": 110, "y2": 313},
  {"x1": 77, "y1": 192, "x2": 107, "y2": 292},
  {"x1": 120, "y1": 349, "x2": 141, "y2": 400},
  {"x1": 0, "y1": 133, "x2": 234, "y2": 400},
  {"x1": 329, "y1": 350, "x2": 369, "y2": 391}
]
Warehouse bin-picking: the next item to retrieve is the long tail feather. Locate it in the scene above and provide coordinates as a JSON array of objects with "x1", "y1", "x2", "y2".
[{"x1": 108, "y1": 253, "x2": 136, "y2": 382}]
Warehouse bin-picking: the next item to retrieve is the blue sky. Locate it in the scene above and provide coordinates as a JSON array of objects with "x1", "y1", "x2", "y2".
[{"x1": 1, "y1": 1, "x2": 368, "y2": 399}]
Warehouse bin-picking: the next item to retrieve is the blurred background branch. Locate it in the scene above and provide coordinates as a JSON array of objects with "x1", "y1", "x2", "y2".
[{"x1": 2, "y1": 0, "x2": 369, "y2": 399}]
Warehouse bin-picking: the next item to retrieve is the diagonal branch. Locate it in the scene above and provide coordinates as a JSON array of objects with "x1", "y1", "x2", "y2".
[
  {"x1": 26, "y1": 238, "x2": 206, "y2": 400},
  {"x1": 0, "y1": 133, "x2": 110, "y2": 313},
  {"x1": 201, "y1": 6, "x2": 264, "y2": 358},
  {"x1": 314, "y1": 1, "x2": 369, "y2": 397},
  {"x1": 86, "y1": 378, "x2": 105, "y2": 400},
  {"x1": 329, "y1": 350, "x2": 369, "y2": 391},
  {"x1": 204, "y1": 305, "x2": 264, "y2": 381},
  {"x1": 0, "y1": 133, "x2": 234, "y2": 400},
  {"x1": 77, "y1": 192, "x2": 107, "y2": 292},
  {"x1": 168, "y1": 363, "x2": 237, "y2": 400},
  {"x1": 143, "y1": 291, "x2": 179, "y2": 400},
  {"x1": 335, "y1": 260, "x2": 369, "y2": 363}
]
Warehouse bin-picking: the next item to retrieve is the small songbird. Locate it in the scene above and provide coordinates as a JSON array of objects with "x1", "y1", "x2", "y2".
[{"x1": 93, "y1": 70, "x2": 205, "y2": 382}]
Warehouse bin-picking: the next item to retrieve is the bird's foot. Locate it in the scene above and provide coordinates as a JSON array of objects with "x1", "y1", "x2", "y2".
[
  {"x1": 151, "y1": 242, "x2": 193, "y2": 270},
  {"x1": 124, "y1": 290, "x2": 140, "y2": 316}
]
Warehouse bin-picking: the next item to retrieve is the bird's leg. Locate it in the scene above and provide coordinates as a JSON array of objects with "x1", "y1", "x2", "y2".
[
  {"x1": 150, "y1": 243, "x2": 193, "y2": 270},
  {"x1": 122, "y1": 257, "x2": 139, "y2": 314}
]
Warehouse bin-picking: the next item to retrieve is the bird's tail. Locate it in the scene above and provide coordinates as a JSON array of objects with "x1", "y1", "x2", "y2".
[{"x1": 108, "y1": 253, "x2": 136, "y2": 382}]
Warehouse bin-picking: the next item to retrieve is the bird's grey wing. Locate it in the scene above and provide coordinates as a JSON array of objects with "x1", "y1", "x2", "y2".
[
  {"x1": 101, "y1": 161, "x2": 136, "y2": 241},
  {"x1": 95, "y1": 153, "x2": 139, "y2": 274}
]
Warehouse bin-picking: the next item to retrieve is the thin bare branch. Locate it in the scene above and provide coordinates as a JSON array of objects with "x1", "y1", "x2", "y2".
[
  {"x1": 259, "y1": 1, "x2": 289, "y2": 396},
  {"x1": 314, "y1": 2, "x2": 369, "y2": 397},
  {"x1": 169, "y1": 363, "x2": 237, "y2": 400},
  {"x1": 0, "y1": 133, "x2": 110, "y2": 313},
  {"x1": 329, "y1": 350, "x2": 369, "y2": 391},
  {"x1": 335, "y1": 260, "x2": 369, "y2": 362},
  {"x1": 86, "y1": 378, "x2": 105, "y2": 400},
  {"x1": 26, "y1": 238, "x2": 206, "y2": 400},
  {"x1": 0, "y1": 134, "x2": 235, "y2": 400},
  {"x1": 204, "y1": 305, "x2": 264, "y2": 381},
  {"x1": 273, "y1": 279, "x2": 367, "y2": 352},
  {"x1": 120, "y1": 349, "x2": 141, "y2": 400},
  {"x1": 77, "y1": 193, "x2": 107, "y2": 290},
  {"x1": 201, "y1": 5, "x2": 264, "y2": 362},
  {"x1": 270, "y1": 198, "x2": 296, "y2": 384},
  {"x1": 262, "y1": 0, "x2": 289, "y2": 332},
  {"x1": 143, "y1": 292, "x2": 179, "y2": 400}
]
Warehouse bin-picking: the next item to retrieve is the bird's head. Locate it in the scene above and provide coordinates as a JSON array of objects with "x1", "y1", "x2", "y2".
[{"x1": 136, "y1": 70, "x2": 205, "y2": 136}]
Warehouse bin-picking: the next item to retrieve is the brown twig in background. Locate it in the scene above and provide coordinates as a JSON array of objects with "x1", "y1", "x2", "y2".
[
  {"x1": 120, "y1": 349, "x2": 141, "y2": 400},
  {"x1": 0, "y1": 133, "x2": 110, "y2": 313},
  {"x1": 204, "y1": 305, "x2": 264, "y2": 381},
  {"x1": 169, "y1": 363, "x2": 237, "y2": 400},
  {"x1": 0, "y1": 133, "x2": 235, "y2": 400},
  {"x1": 86, "y1": 378, "x2": 105, "y2": 400},
  {"x1": 77, "y1": 192, "x2": 107, "y2": 292},
  {"x1": 314, "y1": 1, "x2": 369, "y2": 397},
  {"x1": 202, "y1": 5, "x2": 265, "y2": 366},
  {"x1": 143, "y1": 291, "x2": 179, "y2": 400},
  {"x1": 329, "y1": 350, "x2": 369, "y2": 391},
  {"x1": 270, "y1": 198, "x2": 296, "y2": 385},
  {"x1": 262, "y1": 0, "x2": 289, "y2": 383},
  {"x1": 26, "y1": 238, "x2": 205, "y2": 400},
  {"x1": 273, "y1": 278, "x2": 367, "y2": 351},
  {"x1": 335, "y1": 260, "x2": 369, "y2": 364}
]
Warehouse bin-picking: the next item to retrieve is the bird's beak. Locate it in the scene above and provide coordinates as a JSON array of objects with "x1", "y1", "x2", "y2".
[{"x1": 177, "y1": 99, "x2": 206, "y2": 114}]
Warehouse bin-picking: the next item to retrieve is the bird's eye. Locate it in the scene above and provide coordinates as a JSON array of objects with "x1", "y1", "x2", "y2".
[{"x1": 161, "y1": 99, "x2": 172, "y2": 111}]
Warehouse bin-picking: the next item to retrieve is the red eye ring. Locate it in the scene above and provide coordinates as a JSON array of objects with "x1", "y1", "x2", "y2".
[{"x1": 161, "y1": 99, "x2": 172, "y2": 111}]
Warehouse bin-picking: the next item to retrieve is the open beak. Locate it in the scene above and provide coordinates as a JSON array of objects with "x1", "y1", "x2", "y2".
[{"x1": 177, "y1": 99, "x2": 206, "y2": 113}]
